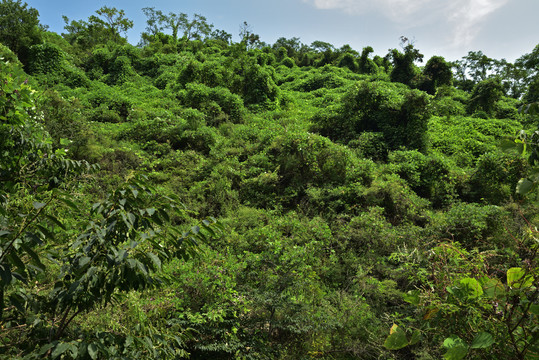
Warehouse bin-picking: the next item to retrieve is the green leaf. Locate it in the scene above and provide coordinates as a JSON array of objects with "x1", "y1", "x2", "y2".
[
  {"x1": 58, "y1": 197, "x2": 79, "y2": 212},
  {"x1": 516, "y1": 178, "x2": 534, "y2": 195},
  {"x1": 530, "y1": 304, "x2": 539, "y2": 316},
  {"x1": 9, "y1": 293, "x2": 25, "y2": 313},
  {"x1": 403, "y1": 290, "x2": 420, "y2": 305},
  {"x1": 0, "y1": 263, "x2": 13, "y2": 285},
  {"x1": 460, "y1": 277, "x2": 483, "y2": 298},
  {"x1": 443, "y1": 335, "x2": 466, "y2": 349},
  {"x1": 0, "y1": 230, "x2": 11, "y2": 237},
  {"x1": 147, "y1": 252, "x2": 162, "y2": 270},
  {"x1": 36, "y1": 224, "x2": 54, "y2": 240},
  {"x1": 470, "y1": 332, "x2": 494, "y2": 349},
  {"x1": 51, "y1": 342, "x2": 71, "y2": 358},
  {"x1": 78, "y1": 256, "x2": 91, "y2": 268},
  {"x1": 443, "y1": 346, "x2": 468, "y2": 360},
  {"x1": 384, "y1": 324, "x2": 409, "y2": 350},
  {"x1": 20, "y1": 243, "x2": 44, "y2": 270},
  {"x1": 507, "y1": 267, "x2": 534, "y2": 288},
  {"x1": 127, "y1": 212, "x2": 136, "y2": 225},
  {"x1": 88, "y1": 343, "x2": 98, "y2": 360},
  {"x1": 44, "y1": 214, "x2": 66, "y2": 230},
  {"x1": 7, "y1": 252, "x2": 25, "y2": 271},
  {"x1": 482, "y1": 278, "x2": 505, "y2": 299},
  {"x1": 125, "y1": 335, "x2": 134, "y2": 347},
  {"x1": 38, "y1": 343, "x2": 56, "y2": 356},
  {"x1": 409, "y1": 330, "x2": 421, "y2": 346},
  {"x1": 500, "y1": 138, "x2": 517, "y2": 152},
  {"x1": 443, "y1": 336, "x2": 468, "y2": 360}
]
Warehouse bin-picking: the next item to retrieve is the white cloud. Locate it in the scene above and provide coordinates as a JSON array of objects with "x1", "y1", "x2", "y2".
[
  {"x1": 302, "y1": 0, "x2": 509, "y2": 49},
  {"x1": 447, "y1": 0, "x2": 508, "y2": 49}
]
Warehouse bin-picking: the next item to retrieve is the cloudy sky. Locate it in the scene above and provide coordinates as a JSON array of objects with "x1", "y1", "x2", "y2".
[{"x1": 25, "y1": 0, "x2": 539, "y2": 62}]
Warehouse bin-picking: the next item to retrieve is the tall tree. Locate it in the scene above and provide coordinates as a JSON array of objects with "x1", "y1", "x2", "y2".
[
  {"x1": 272, "y1": 37, "x2": 302, "y2": 58},
  {"x1": 63, "y1": 6, "x2": 133, "y2": 49},
  {"x1": 142, "y1": 9, "x2": 213, "y2": 41},
  {"x1": 90, "y1": 6, "x2": 133, "y2": 41},
  {"x1": 0, "y1": 0, "x2": 42, "y2": 63},
  {"x1": 388, "y1": 37, "x2": 423, "y2": 86},
  {"x1": 239, "y1": 21, "x2": 260, "y2": 50},
  {"x1": 468, "y1": 77, "x2": 503, "y2": 115},
  {"x1": 421, "y1": 55, "x2": 453, "y2": 94},
  {"x1": 463, "y1": 51, "x2": 494, "y2": 83},
  {"x1": 141, "y1": 7, "x2": 165, "y2": 37},
  {"x1": 359, "y1": 46, "x2": 378, "y2": 74}
]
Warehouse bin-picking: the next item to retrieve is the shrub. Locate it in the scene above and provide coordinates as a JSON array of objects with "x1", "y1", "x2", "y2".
[
  {"x1": 269, "y1": 131, "x2": 352, "y2": 189},
  {"x1": 349, "y1": 132, "x2": 389, "y2": 162},
  {"x1": 0, "y1": 42, "x2": 22, "y2": 65},
  {"x1": 362, "y1": 173, "x2": 430, "y2": 226},
  {"x1": 388, "y1": 150, "x2": 456, "y2": 207},
  {"x1": 433, "y1": 202, "x2": 504, "y2": 248},
  {"x1": 467, "y1": 151, "x2": 528, "y2": 204},
  {"x1": 27, "y1": 42, "x2": 65, "y2": 74},
  {"x1": 85, "y1": 83, "x2": 132, "y2": 121},
  {"x1": 467, "y1": 78, "x2": 503, "y2": 115},
  {"x1": 179, "y1": 83, "x2": 244, "y2": 123},
  {"x1": 291, "y1": 69, "x2": 347, "y2": 92},
  {"x1": 241, "y1": 64, "x2": 281, "y2": 110},
  {"x1": 313, "y1": 80, "x2": 431, "y2": 151}
]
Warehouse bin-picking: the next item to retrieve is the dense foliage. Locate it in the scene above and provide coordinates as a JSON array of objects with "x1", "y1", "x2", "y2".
[{"x1": 1, "y1": 1, "x2": 538, "y2": 358}]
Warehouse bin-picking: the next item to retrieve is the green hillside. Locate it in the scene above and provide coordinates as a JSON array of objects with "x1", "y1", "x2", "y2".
[{"x1": 1, "y1": 2, "x2": 538, "y2": 359}]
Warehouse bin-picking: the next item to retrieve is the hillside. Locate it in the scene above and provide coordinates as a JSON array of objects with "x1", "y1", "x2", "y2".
[{"x1": 1, "y1": 2, "x2": 538, "y2": 359}]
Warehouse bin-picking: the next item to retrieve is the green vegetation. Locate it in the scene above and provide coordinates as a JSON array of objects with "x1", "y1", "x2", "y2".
[{"x1": 0, "y1": 1, "x2": 538, "y2": 358}]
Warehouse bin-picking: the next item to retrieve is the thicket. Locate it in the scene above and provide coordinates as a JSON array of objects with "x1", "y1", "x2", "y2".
[{"x1": 0, "y1": 1, "x2": 538, "y2": 359}]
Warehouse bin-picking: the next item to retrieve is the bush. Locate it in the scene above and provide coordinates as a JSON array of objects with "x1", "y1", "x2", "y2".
[
  {"x1": 27, "y1": 42, "x2": 65, "y2": 74},
  {"x1": 0, "y1": 42, "x2": 22, "y2": 66},
  {"x1": 388, "y1": 150, "x2": 457, "y2": 207},
  {"x1": 291, "y1": 68, "x2": 347, "y2": 92},
  {"x1": 85, "y1": 83, "x2": 132, "y2": 121},
  {"x1": 349, "y1": 132, "x2": 389, "y2": 161},
  {"x1": 467, "y1": 151, "x2": 527, "y2": 204},
  {"x1": 362, "y1": 173, "x2": 430, "y2": 226},
  {"x1": 269, "y1": 132, "x2": 352, "y2": 189},
  {"x1": 313, "y1": 80, "x2": 431, "y2": 151},
  {"x1": 179, "y1": 83, "x2": 244, "y2": 123},
  {"x1": 433, "y1": 202, "x2": 504, "y2": 248},
  {"x1": 241, "y1": 64, "x2": 281, "y2": 110}
]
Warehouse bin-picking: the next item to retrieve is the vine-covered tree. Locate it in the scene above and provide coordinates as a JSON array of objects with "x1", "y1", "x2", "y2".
[
  {"x1": 389, "y1": 37, "x2": 423, "y2": 86},
  {"x1": 467, "y1": 77, "x2": 503, "y2": 115},
  {"x1": 421, "y1": 55, "x2": 453, "y2": 94}
]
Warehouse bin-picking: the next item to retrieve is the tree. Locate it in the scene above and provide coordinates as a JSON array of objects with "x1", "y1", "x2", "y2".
[
  {"x1": 0, "y1": 57, "x2": 221, "y2": 358},
  {"x1": 463, "y1": 50, "x2": 494, "y2": 83},
  {"x1": 359, "y1": 46, "x2": 378, "y2": 74},
  {"x1": 141, "y1": 7, "x2": 165, "y2": 37},
  {"x1": 90, "y1": 6, "x2": 133, "y2": 41},
  {"x1": 209, "y1": 29, "x2": 232, "y2": 44},
  {"x1": 63, "y1": 7, "x2": 133, "y2": 49},
  {"x1": 421, "y1": 55, "x2": 453, "y2": 94},
  {"x1": 239, "y1": 21, "x2": 260, "y2": 50},
  {"x1": 389, "y1": 36, "x2": 423, "y2": 86},
  {"x1": 467, "y1": 77, "x2": 503, "y2": 115},
  {"x1": 0, "y1": 0, "x2": 42, "y2": 64},
  {"x1": 142, "y1": 9, "x2": 213, "y2": 42},
  {"x1": 272, "y1": 37, "x2": 302, "y2": 59}
]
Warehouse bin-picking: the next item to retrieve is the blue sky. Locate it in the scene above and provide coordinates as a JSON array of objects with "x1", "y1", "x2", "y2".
[{"x1": 24, "y1": 0, "x2": 539, "y2": 62}]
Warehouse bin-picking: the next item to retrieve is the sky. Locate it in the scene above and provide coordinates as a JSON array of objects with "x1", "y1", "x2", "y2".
[{"x1": 23, "y1": 0, "x2": 539, "y2": 62}]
